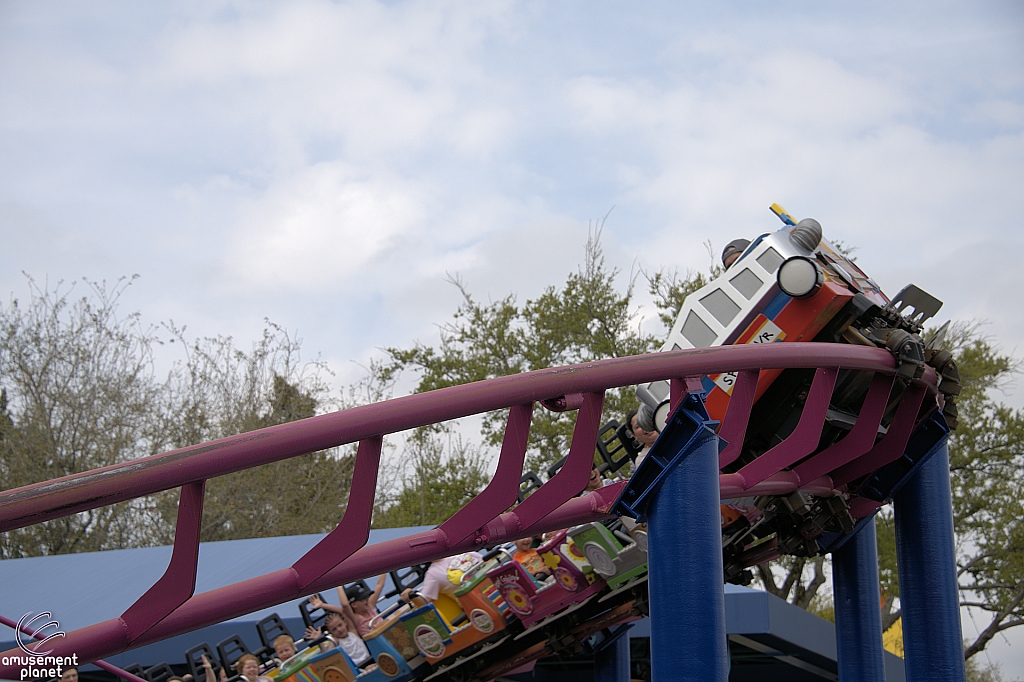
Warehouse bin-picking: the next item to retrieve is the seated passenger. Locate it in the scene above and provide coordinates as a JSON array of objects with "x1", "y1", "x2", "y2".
[
  {"x1": 629, "y1": 411, "x2": 658, "y2": 465},
  {"x1": 722, "y1": 238, "x2": 751, "y2": 269},
  {"x1": 305, "y1": 612, "x2": 373, "y2": 669},
  {"x1": 512, "y1": 536, "x2": 550, "y2": 581},
  {"x1": 401, "y1": 552, "x2": 483, "y2": 603},
  {"x1": 272, "y1": 634, "x2": 297, "y2": 665},
  {"x1": 341, "y1": 575, "x2": 386, "y2": 637},
  {"x1": 585, "y1": 463, "x2": 616, "y2": 492},
  {"x1": 234, "y1": 654, "x2": 273, "y2": 682},
  {"x1": 309, "y1": 575, "x2": 386, "y2": 638},
  {"x1": 200, "y1": 654, "x2": 227, "y2": 682}
]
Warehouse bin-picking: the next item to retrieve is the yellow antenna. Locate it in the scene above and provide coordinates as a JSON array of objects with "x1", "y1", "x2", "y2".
[{"x1": 770, "y1": 203, "x2": 796, "y2": 226}]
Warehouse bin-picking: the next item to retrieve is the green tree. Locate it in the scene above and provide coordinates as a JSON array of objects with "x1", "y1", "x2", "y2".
[
  {"x1": 372, "y1": 427, "x2": 490, "y2": 528},
  {"x1": 950, "y1": 335, "x2": 1024, "y2": 660},
  {"x1": 375, "y1": 227, "x2": 655, "y2": 473},
  {"x1": 875, "y1": 327, "x2": 1024, "y2": 661},
  {"x1": 0, "y1": 277, "x2": 164, "y2": 558},
  {"x1": 644, "y1": 242, "x2": 721, "y2": 330},
  {"x1": 965, "y1": 657, "x2": 1005, "y2": 682},
  {"x1": 154, "y1": 323, "x2": 356, "y2": 543},
  {"x1": 0, "y1": 277, "x2": 358, "y2": 554}
]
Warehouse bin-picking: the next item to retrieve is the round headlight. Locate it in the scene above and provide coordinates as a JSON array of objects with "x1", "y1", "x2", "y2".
[
  {"x1": 777, "y1": 256, "x2": 823, "y2": 298},
  {"x1": 653, "y1": 400, "x2": 672, "y2": 432}
]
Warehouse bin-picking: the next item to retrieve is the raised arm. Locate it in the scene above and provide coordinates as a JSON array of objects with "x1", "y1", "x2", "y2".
[
  {"x1": 336, "y1": 586, "x2": 357, "y2": 623},
  {"x1": 308, "y1": 593, "x2": 345, "y2": 617},
  {"x1": 367, "y1": 574, "x2": 386, "y2": 611},
  {"x1": 201, "y1": 655, "x2": 227, "y2": 682}
]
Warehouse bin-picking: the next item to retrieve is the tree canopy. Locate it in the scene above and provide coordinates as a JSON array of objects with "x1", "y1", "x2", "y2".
[
  {"x1": 874, "y1": 326, "x2": 1024, "y2": 662},
  {"x1": 373, "y1": 229, "x2": 656, "y2": 473},
  {"x1": 0, "y1": 277, "x2": 163, "y2": 556},
  {"x1": 152, "y1": 324, "x2": 355, "y2": 543},
  {"x1": 0, "y1": 277, "x2": 353, "y2": 555},
  {"x1": 372, "y1": 426, "x2": 490, "y2": 529}
]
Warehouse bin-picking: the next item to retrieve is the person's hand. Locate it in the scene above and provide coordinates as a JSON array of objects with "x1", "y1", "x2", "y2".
[
  {"x1": 308, "y1": 594, "x2": 325, "y2": 609},
  {"x1": 304, "y1": 625, "x2": 321, "y2": 641},
  {"x1": 200, "y1": 655, "x2": 215, "y2": 680},
  {"x1": 400, "y1": 588, "x2": 413, "y2": 603}
]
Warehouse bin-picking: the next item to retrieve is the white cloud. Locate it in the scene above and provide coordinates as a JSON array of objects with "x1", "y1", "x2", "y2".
[
  {"x1": 228, "y1": 161, "x2": 427, "y2": 289},
  {"x1": 145, "y1": 1, "x2": 521, "y2": 162}
]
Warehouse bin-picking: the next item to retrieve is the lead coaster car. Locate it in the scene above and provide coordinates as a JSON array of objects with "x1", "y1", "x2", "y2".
[{"x1": 623, "y1": 204, "x2": 959, "y2": 578}]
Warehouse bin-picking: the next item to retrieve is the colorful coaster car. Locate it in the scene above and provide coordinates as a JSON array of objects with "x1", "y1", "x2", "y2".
[
  {"x1": 633, "y1": 211, "x2": 935, "y2": 429},
  {"x1": 362, "y1": 604, "x2": 427, "y2": 676},
  {"x1": 453, "y1": 557, "x2": 514, "y2": 627},
  {"x1": 359, "y1": 628, "x2": 418, "y2": 681},
  {"x1": 398, "y1": 604, "x2": 453, "y2": 662},
  {"x1": 271, "y1": 648, "x2": 356, "y2": 682},
  {"x1": 271, "y1": 630, "x2": 419, "y2": 682},
  {"x1": 486, "y1": 530, "x2": 606, "y2": 628},
  {"x1": 395, "y1": 568, "x2": 510, "y2": 664},
  {"x1": 566, "y1": 521, "x2": 647, "y2": 589}
]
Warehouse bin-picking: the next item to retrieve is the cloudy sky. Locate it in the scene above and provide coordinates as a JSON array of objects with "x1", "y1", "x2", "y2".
[{"x1": 2, "y1": 0, "x2": 1023, "y2": 672}]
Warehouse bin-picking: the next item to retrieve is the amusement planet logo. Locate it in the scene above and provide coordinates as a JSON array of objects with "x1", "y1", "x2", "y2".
[{"x1": 2, "y1": 612, "x2": 79, "y2": 680}]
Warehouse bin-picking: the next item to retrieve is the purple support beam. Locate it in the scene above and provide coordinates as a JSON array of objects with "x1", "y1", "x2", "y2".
[
  {"x1": 291, "y1": 436, "x2": 382, "y2": 589},
  {"x1": 793, "y1": 373, "x2": 894, "y2": 485},
  {"x1": 120, "y1": 480, "x2": 205, "y2": 642},
  {"x1": 0, "y1": 344, "x2": 922, "y2": 534},
  {"x1": 832, "y1": 516, "x2": 886, "y2": 682},
  {"x1": 512, "y1": 392, "x2": 604, "y2": 530},
  {"x1": 735, "y1": 366, "x2": 838, "y2": 489},
  {"x1": 893, "y1": 440, "x2": 966, "y2": 682},
  {"x1": 438, "y1": 403, "x2": 532, "y2": 548},
  {"x1": 669, "y1": 376, "x2": 692, "y2": 413},
  {"x1": 719, "y1": 471, "x2": 834, "y2": 499},
  {"x1": 718, "y1": 369, "x2": 759, "y2": 468},
  {"x1": 0, "y1": 484, "x2": 627, "y2": 673},
  {"x1": 832, "y1": 382, "x2": 928, "y2": 487}
]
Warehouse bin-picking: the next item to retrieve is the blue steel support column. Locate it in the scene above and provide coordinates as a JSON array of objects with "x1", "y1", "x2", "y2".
[
  {"x1": 647, "y1": 431, "x2": 728, "y2": 681},
  {"x1": 832, "y1": 516, "x2": 885, "y2": 682},
  {"x1": 594, "y1": 630, "x2": 631, "y2": 682},
  {"x1": 893, "y1": 440, "x2": 966, "y2": 682}
]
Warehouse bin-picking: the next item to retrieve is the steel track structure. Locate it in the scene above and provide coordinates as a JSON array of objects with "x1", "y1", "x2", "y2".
[{"x1": 0, "y1": 343, "x2": 963, "y2": 682}]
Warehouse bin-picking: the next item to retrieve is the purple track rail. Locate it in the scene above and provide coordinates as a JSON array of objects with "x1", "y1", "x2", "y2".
[{"x1": 0, "y1": 343, "x2": 937, "y2": 674}]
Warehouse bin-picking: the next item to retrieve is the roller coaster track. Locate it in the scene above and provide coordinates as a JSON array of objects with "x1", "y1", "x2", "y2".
[{"x1": 0, "y1": 342, "x2": 938, "y2": 675}]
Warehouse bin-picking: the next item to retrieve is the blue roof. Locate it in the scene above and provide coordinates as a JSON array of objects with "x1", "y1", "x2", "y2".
[
  {"x1": 0, "y1": 527, "x2": 432, "y2": 671},
  {"x1": 0, "y1": 530, "x2": 904, "y2": 681}
]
